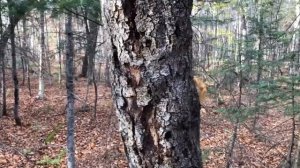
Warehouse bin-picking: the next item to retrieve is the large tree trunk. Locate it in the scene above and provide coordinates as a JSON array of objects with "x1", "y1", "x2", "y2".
[
  {"x1": 87, "y1": 19, "x2": 99, "y2": 83},
  {"x1": 0, "y1": 1, "x2": 7, "y2": 116},
  {"x1": 8, "y1": 0, "x2": 22, "y2": 126},
  {"x1": 1, "y1": 0, "x2": 34, "y2": 115},
  {"x1": 109, "y1": 1, "x2": 202, "y2": 167},
  {"x1": 0, "y1": 27, "x2": 12, "y2": 118},
  {"x1": 0, "y1": 30, "x2": 13, "y2": 118},
  {"x1": 0, "y1": 50, "x2": 6, "y2": 117},
  {"x1": 80, "y1": 7, "x2": 89, "y2": 78},
  {"x1": 293, "y1": 3, "x2": 300, "y2": 167},
  {"x1": 22, "y1": 18, "x2": 32, "y2": 96},
  {"x1": 57, "y1": 17, "x2": 63, "y2": 85},
  {"x1": 65, "y1": 13, "x2": 76, "y2": 168},
  {"x1": 37, "y1": 9, "x2": 45, "y2": 99},
  {"x1": 80, "y1": 50, "x2": 88, "y2": 77},
  {"x1": 104, "y1": 57, "x2": 110, "y2": 87},
  {"x1": 80, "y1": 9, "x2": 89, "y2": 78},
  {"x1": 80, "y1": 1, "x2": 100, "y2": 79}
]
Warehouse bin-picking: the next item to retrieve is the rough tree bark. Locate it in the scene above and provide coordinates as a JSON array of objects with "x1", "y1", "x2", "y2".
[
  {"x1": 104, "y1": 57, "x2": 110, "y2": 87},
  {"x1": 87, "y1": 19, "x2": 99, "y2": 83},
  {"x1": 80, "y1": 1, "x2": 100, "y2": 79},
  {"x1": 22, "y1": 18, "x2": 32, "y2": 96},
  {"x1": 57, "y1": 17, "x2": 63, "y2": 85},
  {"x1": 0, "y1": 0, "x2": 7, "y2": 116},
  {"x1": 65, "y1": 13, "x2": 75, "y2": 168},
  {"x1": 294, "y1": 4, "x2": 300, "y2": 167},
  {"x1": 8, "y1": 0, "x2": 22, "y2": 126},
  {"x1": 1, "y1": 49, "x2": 7, "y2": 116},
  {"x1": 37, "y1": 9, "x2": 45, "y2": 99},
  {"x1": 109, "y1": 0, "x2": 202, "y2": 167},
  {"x1": 80, "y1": 8, "x2": 89, "y2": 78},
  {"x1": 0, "y1": 22, "x2": 13, "y2": 118},
  {"x1": 0, "y1": 0, "x2": 35, "y2": 115}
]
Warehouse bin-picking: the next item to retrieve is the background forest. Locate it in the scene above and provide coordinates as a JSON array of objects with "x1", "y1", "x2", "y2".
[{"x1": 0, "y1": 0, "x2": 300, "y2": 167}]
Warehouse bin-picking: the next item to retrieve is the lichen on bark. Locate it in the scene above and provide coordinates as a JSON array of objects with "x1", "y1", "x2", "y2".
[{"x1": 109, "y1": 0, "x2": 202, "y2": 167}]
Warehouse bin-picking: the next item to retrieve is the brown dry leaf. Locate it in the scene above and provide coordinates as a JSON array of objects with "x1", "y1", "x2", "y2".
[
  {"x1": 88, "y1": 142, "x2": 96, "y2": 149},
  {"x1": 81, "y1": 149, "x2": 92, "y2": 155},
  {"x1": 0, "y1": 77, "x2": 126, "y2": 168},
  {"x1": 1, "y1": 71, "x2": 293, "y2": 167},
  {"x1": 0, "y1": 158, "x2": 8, "y2": 164}
]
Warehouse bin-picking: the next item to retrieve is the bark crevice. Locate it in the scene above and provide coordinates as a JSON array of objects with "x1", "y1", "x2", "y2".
[{"x1": 109, "y1": 0, "x2": 201, "y2": 167}]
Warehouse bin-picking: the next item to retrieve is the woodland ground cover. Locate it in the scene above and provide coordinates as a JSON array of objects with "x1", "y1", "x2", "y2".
[{"x1": 0, "y1": 74, "x2": 291, "y2": 167}]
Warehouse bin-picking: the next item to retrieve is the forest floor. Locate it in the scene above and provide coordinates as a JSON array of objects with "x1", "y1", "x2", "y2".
[
  {"x1": 0, "y1": 75, "x2": 293, "y2": 167},
  {"x1": 0, "y1": 77, "x2": 127, "y2": 168},
  {"x1": 201, "y1": 96, "x2": 291, "y2": 167}
]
